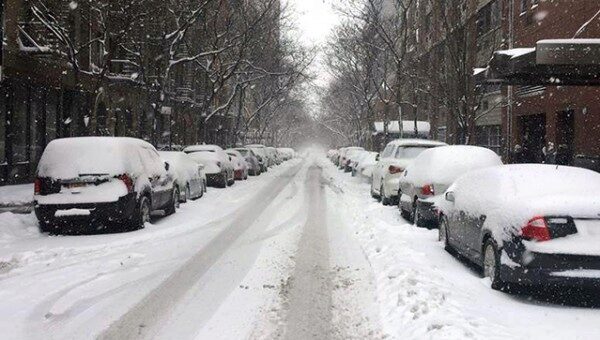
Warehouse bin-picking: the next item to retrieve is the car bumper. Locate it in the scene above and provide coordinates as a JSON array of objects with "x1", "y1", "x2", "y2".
[
  {"x1": 206, "y1": 173, "x2": 224, "y2": 185},
  {"x1": 34, "y1": 193, "x2": 137, "y2": 228},
  {"x1": 383, "y1": 176, "x2": 401, "y2": 197},
  {"x1": 416, "y1": 200, "x2": 440, "y2": 227},
  {"x1": 500, "y1": 264, "x2": 600, "y2": 288}
]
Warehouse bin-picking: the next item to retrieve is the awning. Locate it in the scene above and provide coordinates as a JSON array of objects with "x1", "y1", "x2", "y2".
[{"x1": 477, "y1": 39, "x2": 600, "y2": 86}]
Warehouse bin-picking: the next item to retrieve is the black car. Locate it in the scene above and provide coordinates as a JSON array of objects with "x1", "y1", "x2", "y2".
[
  {"x1": 439, "y1": 164, "x2": 600, "y2": 291},
  {"x1": 34, "y1": 137, "x2": 179, "y2": 233}
]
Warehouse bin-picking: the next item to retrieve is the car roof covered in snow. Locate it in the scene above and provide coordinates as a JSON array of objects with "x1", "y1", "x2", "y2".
[
  {"x1": 387, "y1": 139, "x2": 447, "y2": 147},
  {"x1": 184, "y1": 144, "x2": 223, "y2": 153},
  {"x1": 405, "y1": 145, "x2": 502, "y2": 187},
  {"x1": 37, "y1": 137, "x2": 159, "y2": 179}
]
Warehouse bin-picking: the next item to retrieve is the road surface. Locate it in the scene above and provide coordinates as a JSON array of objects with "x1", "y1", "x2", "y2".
[{"x1": 1, "y1": 154, "x2": 600, "y2": 340}]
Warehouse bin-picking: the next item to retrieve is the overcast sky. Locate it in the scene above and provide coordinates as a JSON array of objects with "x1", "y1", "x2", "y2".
[{"x1": 286, "y1": 0, "x2": 341, "y2": 88}]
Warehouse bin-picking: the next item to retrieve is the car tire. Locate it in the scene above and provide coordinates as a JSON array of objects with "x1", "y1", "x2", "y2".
[
  {"x1": 370, "y1": 177, "x2": 380, "y2": 200},
  {"x1": 165, "y1": 186, "x2": 179, "y2": 216},
  {"x1": 38, "y1": 220, "x2": 55, "y2": 234},
  {"x1": 483, "y1": 238, "x2": 508, "y2": 291},
  {"x1": 381, "y1": 185, "x2": 390, "y2": 206},
  {"x1": 439, "y1": 217, "x2": 452, "y2": 252},
  {"x1": 130, "y1": 195, "x2": 151, "y2": 230},
  {"x1": 218, "y1": 173, "x2": 228, "y2": 188},
  {"x1": 197, "y1": 182, "x2": 205, "y2": 198},
  {"x1": 182, "y1": 184, "x2": 190, "y2": 203}
]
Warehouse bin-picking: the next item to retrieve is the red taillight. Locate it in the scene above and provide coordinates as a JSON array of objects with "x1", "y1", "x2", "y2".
[
  {"x1": 118, "y1": 174, "x2": 134, "y2": 193},
  {"x1": 521, "y1": 216, "x2": 551, "y2": 242},
  {"x1": 388, "y1": 165, "x2": 404, "y2": 174},
  {"x1": 34, "y1": 177, "x2": 42, "y2": 195},
  {"x1": 421, "y1": 184, "x2": 435, "y2": 196}
]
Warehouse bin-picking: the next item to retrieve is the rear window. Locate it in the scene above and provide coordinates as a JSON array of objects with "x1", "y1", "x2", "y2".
[{"x1": 395, "y1": 146, "x2": 431, "y2": 159}]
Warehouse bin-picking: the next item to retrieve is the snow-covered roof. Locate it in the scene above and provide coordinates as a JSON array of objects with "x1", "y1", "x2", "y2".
[
  {"x1": 538, "y1": 39, "x2": 600, "y2": 45},
  {"x1": 387, "y1": 139, "x2": 447, "y2": 147},
  {"x1": 473, "y1": 68, "x2": 487, "y2": 76},
  {"x1": 183, "y1": 144, "x2": 223, "y2": 153},
  {"x1": 496, "y1": 47, "x2": 535, "y2": 59},
  {"x1": 373, "y1": 121, "x2": 431, "y2": 135}
]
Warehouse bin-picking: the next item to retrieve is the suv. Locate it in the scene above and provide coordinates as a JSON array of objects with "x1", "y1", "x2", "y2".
[
  {"x1": 34, "y1": 137, "x2": 179, "y2": 233},
  {"x1": 371, "y1": 139, "x2": 446, "y2": 205}
]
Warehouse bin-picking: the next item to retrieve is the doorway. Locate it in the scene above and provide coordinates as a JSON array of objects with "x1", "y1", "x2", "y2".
[
  {"x1": 555, "y1": 110, "x2": 575, "y2": 166},
  {"x1": 520, "y1": 114, "x2": 546, "y2": 163}
]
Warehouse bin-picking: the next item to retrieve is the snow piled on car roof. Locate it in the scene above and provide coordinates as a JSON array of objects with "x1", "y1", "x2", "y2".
[
  {"x1": 37, "y1": 137, "x2": 152, "y2": 179},
  {"x1": 405, "y1": 145, "x2": 502, "y2": 187}
]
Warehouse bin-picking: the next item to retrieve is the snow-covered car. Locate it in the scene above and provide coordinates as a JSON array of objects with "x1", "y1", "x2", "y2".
[
  {"x1": 343, "y1": 148, "x2": 366, "y2": 173},
  {"x1": 351, "y1": 151, "x2": 378, "y2": 178},
  {"x1": 438, "y1": 164, "x2": 600, "y2": 292},
  {"x1": 34, "y1": 137, "x2": 179, "y2": 233},
  {"x1": 246, "y1": 144, "x2": 270, "y2": 170},
  {"x1": 338, "y1": 147, "x2": 364, "y2": 170},
  {"x1": 398, "y1": 146, "x2": 502, "y2": 228},
  {"x1": 266, "y1": 147, "x2": 281, "y2": 165},
  {"x1": 371, "y1": 139, "x2": 446, "y2": 206},
  {"x1": 184, "y1": 145, "x2": 234, "y2": 188},
  {"x1": 235, "y1": 147, "x2": 261, "y2": 176},
  {"x1": 327, "y1": 149, "x2": 339, "y2": 163},
  {"x1": 278, "y1": 147, "x2": 295, "y2": 161},
  {"x1": 159, "y1": 151, "x2": 207, "y2": 202},
  {"x1": 225, "y1": 149, "x2": 249, "y2": 180}
]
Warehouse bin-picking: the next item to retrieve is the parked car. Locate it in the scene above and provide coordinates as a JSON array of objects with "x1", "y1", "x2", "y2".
[
  {"x1": 159, "y1": 151, "x2": 207, "y2": 202},
  {"x1": 327, "y1": 149, "x2": 339, "y2": 163},
  {"x1": 352, "y1": 151, "x2": 379, "y2": 178},
  {"x1": 235, "y1": 147, "x2": 261, "y2": 176},
  {"x1": 246, "y1": 144, "x2": 270, "y2": 170},
  {"x1": 34, "y1": 137, "x2": 179, "y2": 233},
  {"x1": 398, "y1": 146, "x2": 502, "y2": 228},
  {"x1": 184, "y1": 145, "x2": 234, "y2": 188},
  {"x1": 343, "y1": 148, "x2": 366, "y2": 173},
  {"x1": 226, "y1": 149, "x2": 249, "y2": 180},
  {"x1": 338, "y1": 147, "x2": 364, "y2": 170},
  {"x1": 278, "y1": 147, "x2": 295, "y2": 160},
  {"x1": 266, "y1": 147, "x2": 281, "y2": 165},
  {"x1": 438, "y1": 164, "x2": 600, "y2": 292},
  {"x1": 371, "y1": 139, "x2": 446, "y2": 205}
]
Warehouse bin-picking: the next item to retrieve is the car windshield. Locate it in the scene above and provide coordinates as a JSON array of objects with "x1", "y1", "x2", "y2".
[{"x1": 3, "y1": 1, "x2": 600, "y2": 339}]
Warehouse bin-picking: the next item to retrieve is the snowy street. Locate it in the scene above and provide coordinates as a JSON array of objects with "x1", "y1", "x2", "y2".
[{"x1": 0, "y1": 152, "x2": 599, "y2": 339}]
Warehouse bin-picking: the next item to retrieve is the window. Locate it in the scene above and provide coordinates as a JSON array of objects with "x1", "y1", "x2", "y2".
[
  {"x1": 381, "y1": 145, "x2": 395, "y2": 158},
  {"x1": 476, "y1": 125, "x2": 502, "y2": 154},
  {"x1": 395, "y1": 146, "x2": 430, "y2": 159},
  {"x1": 521, "y1": 0, "x2": 528, "y2": 13}
]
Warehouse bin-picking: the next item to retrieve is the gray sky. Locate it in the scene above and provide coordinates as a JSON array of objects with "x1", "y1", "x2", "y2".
[{"x1": 286, "y1": 0, "x2": 341, "y2": 87}]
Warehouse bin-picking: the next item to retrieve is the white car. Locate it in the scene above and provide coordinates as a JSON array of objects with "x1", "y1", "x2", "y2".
[
  {"x1": 159, "y1": 151, "x2": 207, "y2": 202},
  {"x1": 398, "y1": 145, "x2": 502, "y2": 227},
  {"x1": 352, "y1": 151, "x2": 379, "y2": 179},
  {"x1": 338, "y1": 147, "x2": 364, "y2": 171},
  {"x1": 225, "y1": 149, "x2": 249, "y2": 180},
  {"x1": 246, "y1": 144, "x2": 270, "y2": 170},
  {"x1": 371, "y1": 139, "x2": 446, "y2": 205},
  {"x1": 184, "y1": 145, "x2": 234, "y2": 188}
]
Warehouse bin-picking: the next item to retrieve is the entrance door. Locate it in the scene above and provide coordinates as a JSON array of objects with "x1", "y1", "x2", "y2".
[
  {"x1": 520, "y1": 114, "x2": 546, "y2": 163},
  {"x1": 555, "y1": 110, "x2": 575, "y2": 166}
]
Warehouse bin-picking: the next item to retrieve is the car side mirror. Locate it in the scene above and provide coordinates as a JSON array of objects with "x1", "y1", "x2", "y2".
[
  {"x1": 445, "y1": 191, "x2": 455, "y2": 203},
  {"x1": 375, "y1": 153, "x2": 380, "y2": 161},
  {"x1": 164, "y1": 161, "x2": 170, "y2": 171}
]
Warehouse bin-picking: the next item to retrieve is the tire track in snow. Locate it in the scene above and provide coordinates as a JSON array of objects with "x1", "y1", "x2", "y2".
[
  {"x1": 97, "y1": 163, "x2": 303, "y2": 340},
  {"x1": 283, "y1": 165, "x2": 333, "y2": 339}
]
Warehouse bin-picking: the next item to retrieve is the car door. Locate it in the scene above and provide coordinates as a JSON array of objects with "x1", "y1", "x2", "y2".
[
  {"x1": 463, "y1": 213, "x2": 487, "y2": 261},
  {"x1": 143, "y1": 148, "x2": 171, "y2": 209},
  {"x1": 398, "y1": 168, "x2": 413, "y2": 211},
  {"x1": 445, "y1": 198, "x2": 470, "y2": 253},
  {"x1": 374, "y1": 145, "x2": 396, "y2": 189}
]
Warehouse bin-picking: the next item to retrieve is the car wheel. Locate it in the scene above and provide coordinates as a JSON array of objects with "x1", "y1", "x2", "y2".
[
  {"x1": 483, "y1": 238, "x2": 508, "y2": 291},
  {"x1": 197, "y1": 182, "x2": 205, "y2": 198},
  {"x1": 131, "y1": 195, "x2": 150, "y2": 230},
  {"x1": 182, "y1": 184, "x2": 190, "y2": 203},
  {"x1": 165, "y1": 186, "x2": 179, "y2": 216},
  {"x1": 381, "y1": 185, "x2": 390, "y2": 206},
  {"x1": 409, "y1": 199, "x2": 417, "y2": 223},
  {"x1": 439, "y1": 217, "x2": 451, "y2": 252},
  {"x1": 38, "y1": 219, "x2": 55, "y2": 234}
]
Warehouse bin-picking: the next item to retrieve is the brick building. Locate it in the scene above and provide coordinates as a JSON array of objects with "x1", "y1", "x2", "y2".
[{"x1": 503, "y1": 0, "x2": 600, "y2": 169}]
